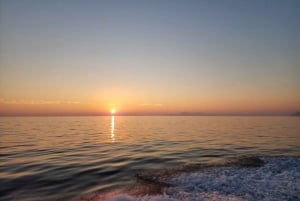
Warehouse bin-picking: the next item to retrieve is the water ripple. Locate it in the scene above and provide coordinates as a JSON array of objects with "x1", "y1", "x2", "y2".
[{"x1": 0, "y1": 116, "x2": 299, "y2": 201}]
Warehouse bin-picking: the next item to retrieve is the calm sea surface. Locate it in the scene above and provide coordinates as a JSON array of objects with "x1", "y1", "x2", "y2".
[{"x1": 0, "y1": 116, "x2": 299, "y2": 201}]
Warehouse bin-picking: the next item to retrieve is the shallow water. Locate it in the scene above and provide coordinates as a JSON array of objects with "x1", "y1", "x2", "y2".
[{"x1": 0, "y1": 116, "x2": 299, "y2": 201}]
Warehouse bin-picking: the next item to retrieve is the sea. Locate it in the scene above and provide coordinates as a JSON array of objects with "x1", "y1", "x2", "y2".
[{"x1": 0, "y1": 116, "x2": 299, "y2": 201}]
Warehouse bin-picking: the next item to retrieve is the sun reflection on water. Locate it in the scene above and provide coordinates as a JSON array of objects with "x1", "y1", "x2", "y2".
[{"x1": 111, "y1": 115, "x2": 115, "y2": 142}]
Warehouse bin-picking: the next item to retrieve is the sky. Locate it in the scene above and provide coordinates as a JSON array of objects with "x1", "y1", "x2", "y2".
[{"x1": 0, "y1": 0, "x2": 299, "y2": 115}]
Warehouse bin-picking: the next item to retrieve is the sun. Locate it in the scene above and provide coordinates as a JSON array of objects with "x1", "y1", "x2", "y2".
[{"x1": 111, "y1": 109, "x2": 116, "y2": 115}]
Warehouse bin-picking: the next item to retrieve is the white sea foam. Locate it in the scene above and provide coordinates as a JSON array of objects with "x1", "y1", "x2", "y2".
[{"x1": 99, "y1": 157, "x2": 300, "y2": 201}]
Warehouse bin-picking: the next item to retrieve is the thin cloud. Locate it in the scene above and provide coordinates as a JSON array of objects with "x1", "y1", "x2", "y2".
[
  {"x1": 0, "y1": 98, "x2": 80, "y2": 105},
  {"x1": 140, "y1": 103, "x2": 163, "y2": 107},
  {"x1": 140, "y1": 103, "x2": 151, "y2": 106}
]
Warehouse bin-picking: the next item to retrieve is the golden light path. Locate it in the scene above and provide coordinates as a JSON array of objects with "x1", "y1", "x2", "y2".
[{"x1": 110, "y1": 109, "x2": 115, "y2": 142}]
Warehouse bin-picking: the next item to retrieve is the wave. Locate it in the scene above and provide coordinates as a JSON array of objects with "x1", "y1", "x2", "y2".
[{"x1": 79, "y1": 156, "x2": 300, "y2": 201}]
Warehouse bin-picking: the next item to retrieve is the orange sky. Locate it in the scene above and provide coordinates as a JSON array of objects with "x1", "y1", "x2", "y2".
[{"x1": 0, "y1": 96, "x2": 299, "y2": 116}]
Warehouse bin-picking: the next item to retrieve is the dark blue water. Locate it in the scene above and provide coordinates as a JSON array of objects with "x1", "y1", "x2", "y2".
[{"x1": 0, "y1": 116, "x2": 299, "y2": 201}]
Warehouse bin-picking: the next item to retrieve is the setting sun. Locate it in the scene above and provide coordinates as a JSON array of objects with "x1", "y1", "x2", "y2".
[{"x1": 111, "y1": 109, "x2": 116, "y2": 115}]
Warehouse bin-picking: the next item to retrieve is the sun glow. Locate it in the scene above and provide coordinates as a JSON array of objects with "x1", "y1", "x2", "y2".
[{"x1": 111, "y1": 109, "x2": 116, "y2": 115}]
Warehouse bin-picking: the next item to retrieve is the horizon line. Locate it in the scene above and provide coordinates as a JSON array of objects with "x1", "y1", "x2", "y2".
[{"x1": 0, "y1": 113, "x2": 298, "y2": 117}]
